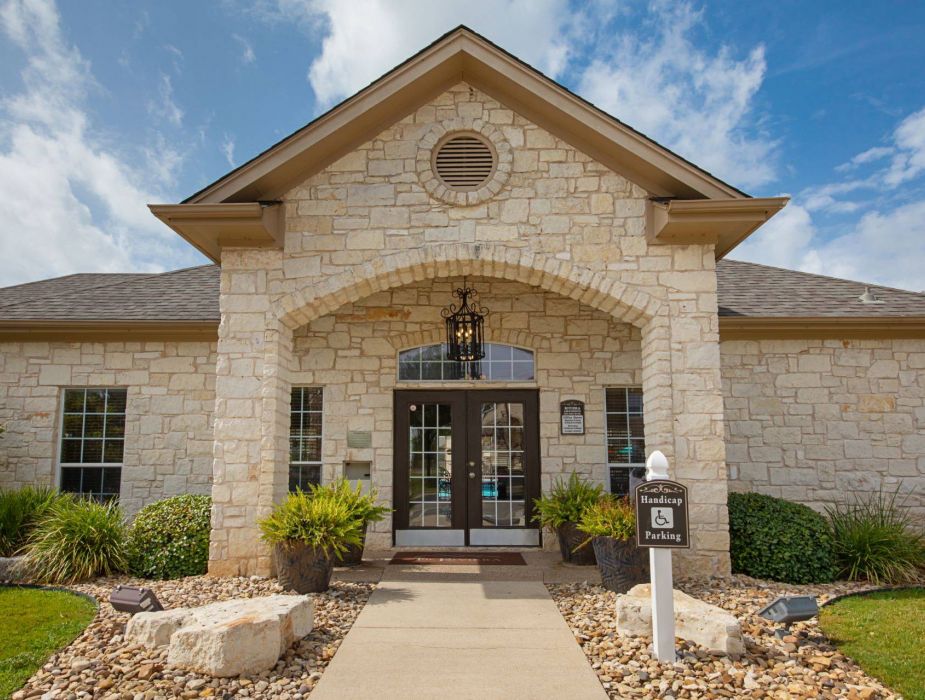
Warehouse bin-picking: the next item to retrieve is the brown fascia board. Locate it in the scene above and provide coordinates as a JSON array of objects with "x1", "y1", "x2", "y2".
[
  {"x1": 719, "y1": 316, "x2": 925, "y2": 340},
  {"x1": 183, "y1": 28, "x2": 745, "y2": 207},
  {"x1": 149, "y1": 202, "x2": 284, "y2": 263},
  {"x1": 0, "y1": 320, "x2": 218, "y2": 342},
  {"x1": 648, "y1": 197, "x2": 789, "y2": 259}
]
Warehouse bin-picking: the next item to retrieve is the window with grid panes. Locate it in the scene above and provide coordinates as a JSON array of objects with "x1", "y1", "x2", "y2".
[
  {"x1": 59, "y1": 388, "x2": 126, "y2": 500},
  {"x1": 605, "y1": 387, "x2": 646, "y2": 497},
  {"x1": 289, "y1": 387, "x2": 323, "y2": 491},
  {"x1": 398, "y1": 343, "x2": 534, "y2": 381}
]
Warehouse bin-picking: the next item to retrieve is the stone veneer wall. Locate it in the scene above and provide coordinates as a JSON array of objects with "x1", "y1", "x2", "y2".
[
  {"x1": 294, "y1": 276, "x2": 643, "y2": 547},
  {"x1": 722, "y1": 338, "x2": 925, "y2": 515},
  {"x1": 212, "y1": 81, "x2": 729, "y2": 576},
  {"x1": 0, "y1": 340, "x2": 216, "y2": 516}
]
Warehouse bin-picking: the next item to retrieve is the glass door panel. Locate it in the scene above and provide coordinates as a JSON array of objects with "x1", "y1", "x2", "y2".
[
  {"x1": 407, "y1": 402, "x2": 453, "y2": 528},
  {"x1": 479, "y1": 401, "x2": 527, "y2": 527}
]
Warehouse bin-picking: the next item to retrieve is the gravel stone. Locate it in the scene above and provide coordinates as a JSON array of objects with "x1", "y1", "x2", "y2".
[
  {"x1": 11, "y1": 575, "x2": 373, "y2": 700},
  {"x1": 548, "y1": 575, "x2": 898, "y2": 699}
]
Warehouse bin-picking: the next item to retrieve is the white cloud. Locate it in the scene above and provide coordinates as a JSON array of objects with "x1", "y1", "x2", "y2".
[
  {"x1": 884, "y1": 107, "x2": 925, "y2": 187},
  {"x1": 269, "y1": 0, "x2": 573, "y2": 109},
  {"x1": 232, "y1": 33, "x2": 256, "y2": 64},
  {"x1": 732, "y1": 199, "x2": 925, "y2": 292},
  {"x1": 148, "y1": 73, "x2": 184, "y2": 126},
  {"x1": 0, "y1": 0, "x2": 197, "y2": 286},
  {"x1": 576, "y1": 2, "x2": 775, "y2": 190},
  {"x1": 221, "y1": 135, "x2": 235, "y2": 166},
  {"x1": 835, "y1": 145, "x2": 893, "y2": 172}
]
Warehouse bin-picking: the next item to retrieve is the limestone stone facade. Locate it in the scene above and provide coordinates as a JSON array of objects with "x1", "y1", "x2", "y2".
[
  {"x1": 722, "y1": 338, "x2": 925, "y2": 515},
  {"x1": 210, "y1": 82, "x2": 729, "y2": 577},
  {"x1": 0, "y1": 340, "x2": 216, "y2": 515},
  {"x1": 293, "y1": 275, "x2": 643, "y2": 547}
]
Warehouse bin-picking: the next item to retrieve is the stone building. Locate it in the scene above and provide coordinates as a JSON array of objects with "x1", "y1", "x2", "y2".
[{"x1": 0, "y1": 28, "x2": 923, "y2": 577}]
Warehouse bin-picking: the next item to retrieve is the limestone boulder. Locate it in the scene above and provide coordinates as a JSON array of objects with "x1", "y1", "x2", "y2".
[
  {"x1": 125, "y1": 595, "x2": 314, "y2": 677},
  {"x1": 615, "y1": 584, "x2": 745, "y2": 657}
]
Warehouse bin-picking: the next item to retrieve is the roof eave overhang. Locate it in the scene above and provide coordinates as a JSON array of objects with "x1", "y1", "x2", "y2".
[
  {"x1": 0, "y1": 319, "x2": 219, "y2": 342},
  {"x1": 648, "y1": 197, "x2": 789, "y2": 259},
  {"x1": 719, "y1": 315, "x2": 925, "y2": 340},
  {"x1": 149, "y1": 202, "x2": 284, "y2": 263},
  {"x1": 180, "y1": 28, "x2": 746, "y2": 208}
]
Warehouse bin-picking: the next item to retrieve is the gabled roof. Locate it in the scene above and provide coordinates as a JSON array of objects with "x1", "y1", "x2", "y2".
[
  {"x1": 1, "y1": 262, "x2": 923, "y2": 341},
  {"x1": 183, "y1": 26, "x2": 747, "y2": 205}
]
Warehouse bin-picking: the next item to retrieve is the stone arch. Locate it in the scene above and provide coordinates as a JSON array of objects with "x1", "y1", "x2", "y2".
[
  {"x1": 276, "y1": 244, "x2": 662, "y2": 331},
  {"x1": 388, "y1": 326, "x2": 551, "y2": 354}
]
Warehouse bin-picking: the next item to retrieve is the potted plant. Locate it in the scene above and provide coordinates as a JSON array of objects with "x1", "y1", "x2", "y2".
[
  {"x1": 327, "y1": 479, "x2": 390, "y2": 566},
  {"x1": 532, "y1": 473, "x2": 603, "y2": 565},
  {"x1": 258, "y1": 485, "x2": 363, "y2": 593},
  {"x1": 578, "y1": 496, "x2": 648, "y2": 592}
]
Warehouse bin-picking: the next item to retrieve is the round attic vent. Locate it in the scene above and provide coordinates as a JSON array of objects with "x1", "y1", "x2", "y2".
[{"x1": 433, "y1": 134, "x2": 496, "y2": 191}]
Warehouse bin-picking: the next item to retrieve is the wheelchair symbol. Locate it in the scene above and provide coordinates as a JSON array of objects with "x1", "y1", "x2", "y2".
[{"x1": 651, "y1": 508, "x2": 674, "y2": 529}]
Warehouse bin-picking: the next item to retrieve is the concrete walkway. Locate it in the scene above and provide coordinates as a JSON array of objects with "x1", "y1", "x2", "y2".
[{"x1": 311, "y1": 572, "x2": 607, "y2": 699}]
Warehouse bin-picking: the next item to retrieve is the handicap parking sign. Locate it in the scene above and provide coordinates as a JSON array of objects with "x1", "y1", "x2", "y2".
[
  {"x1": 634, "y1": 480, "x2": 690, "y2": 548},
  {"x1": 651, "y1": 507, "x2": 673, "y2": 529}
]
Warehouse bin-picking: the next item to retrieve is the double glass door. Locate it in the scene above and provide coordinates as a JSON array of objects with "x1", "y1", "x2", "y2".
[{"x1": 393, "y1": 389, "x2": 540, "y2": 546}]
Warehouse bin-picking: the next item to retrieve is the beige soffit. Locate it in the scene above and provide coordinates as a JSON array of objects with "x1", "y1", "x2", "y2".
[
  {"x1": 148, "y1": 202, "x2": 283, "y2": 261},
  {"x1": 0, "y1": 320, "x2": 218, "y2": 342},
  {"x1": 719, "y1": 316, "x2": 925, "y2": 340},
  {"x1": 151, "y1": 27, "x2": 760, "y2": 263},
  {"x1": 649, "y1": 197, "x2": 789, "y2": 259}
]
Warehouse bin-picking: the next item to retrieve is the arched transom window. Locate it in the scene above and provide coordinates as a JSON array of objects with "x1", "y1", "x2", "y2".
[{"x1": 398, "y1": 343, "x2": 535, "y2": 381}]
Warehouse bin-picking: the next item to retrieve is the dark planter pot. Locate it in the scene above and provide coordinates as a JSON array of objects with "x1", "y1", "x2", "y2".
[
  {"x1": 591, "y1": 536, "x2": 649, "y2": 593},
  {"x1": 556, "y1": 522, "x2": 596, "y2": 565},
  {"x1": 275, "y1": 543, "x2": 335, "y2": 593},
  {"x1": 335, "y1": 524, "x2": 367, "y2": 567}
]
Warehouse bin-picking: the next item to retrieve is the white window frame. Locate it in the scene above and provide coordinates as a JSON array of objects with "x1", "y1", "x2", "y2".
[
  {"x1": 289, "y1": 386, "x2": 324, "y2": 491},
  {"x1": 57, "y1": 387, "x2": 126, "y2": 500},
  {"x1": 604, "y1": 386, "x2": 646, "y2": 496}
]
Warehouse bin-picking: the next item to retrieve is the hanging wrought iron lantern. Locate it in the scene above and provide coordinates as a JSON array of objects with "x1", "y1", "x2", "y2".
[{"x1": 441, "y1": 287, "x2": 488, "y2": 362}]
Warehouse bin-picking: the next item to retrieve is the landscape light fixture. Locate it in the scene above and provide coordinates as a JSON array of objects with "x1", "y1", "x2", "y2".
[
  {"x1": 757, "y1": 595, "x2": 818, "y2": 639},
  {"x1": 442, "y1": 286, "x2": 488, "y2": 363},
  {"x1": 109, "y1": 585, "x2": 164, "y2": 615}
]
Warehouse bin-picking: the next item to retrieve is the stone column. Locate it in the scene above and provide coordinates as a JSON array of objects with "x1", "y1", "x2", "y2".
[
  {"x1": 209, "y1": 255, "x2": 292, "y2": 577},
  {"x1": 640, "y1": 301, "x2": 730, "y2": 576}
]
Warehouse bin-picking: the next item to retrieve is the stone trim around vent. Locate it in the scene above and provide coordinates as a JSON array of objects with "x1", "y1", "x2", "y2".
[{"x1": 416, "y1": 118, "x2": 512, "y2": 206}]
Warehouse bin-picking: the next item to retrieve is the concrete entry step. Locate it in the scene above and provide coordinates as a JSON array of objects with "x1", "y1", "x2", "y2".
[{"x1": 310, "y1": 578, "x2": 607, "y2": 699}]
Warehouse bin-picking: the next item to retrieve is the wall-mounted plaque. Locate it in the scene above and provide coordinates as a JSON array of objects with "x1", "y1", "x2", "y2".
[
  {"x1": 346, "y1": 430, "x2": 372, "y2": 449},
  {"x1": 559, "y1": 400, "x2": 585, "y2": 435}
]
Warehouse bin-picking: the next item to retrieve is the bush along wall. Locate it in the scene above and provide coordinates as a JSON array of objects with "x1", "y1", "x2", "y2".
[
  {"x1": 728, "y1": 492, "x2": 838, "y2": 584},
  {"x1": 126, "y1": 494, "x2": 211, "y2": 579}
]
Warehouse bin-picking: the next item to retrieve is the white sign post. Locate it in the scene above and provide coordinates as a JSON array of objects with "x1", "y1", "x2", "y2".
[{"x1": 645, "y1": 450, "x2": 676, "y2": 663}]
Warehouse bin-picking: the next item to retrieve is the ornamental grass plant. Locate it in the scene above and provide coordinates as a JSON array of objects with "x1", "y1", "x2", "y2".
[
  {"x1": 825, "y1": 486, "x2": 925, "y2": 585},
  {"x1": 0, "y1": 486, "x2": 60, "y2": 557},
  {"x1": 324, "y1": 479, "x2": 390, "y2": 527},
  {"x1": 258, "y1": 486, "x2": 364, "y2": 558},
  {"x1": 23, "y1": 495, "x2": 127, "y2": 584},
  {"x1": 532, "y1": 473, "x2": 604, "y2": 530},
  {"x1": 577, "y1": 496, "x2": 636, "y2": 542}
]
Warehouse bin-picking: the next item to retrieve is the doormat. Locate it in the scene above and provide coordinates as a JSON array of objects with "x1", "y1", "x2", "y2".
[{"x1": 390, "y1": 551, "x2": 527, "y2": 566}]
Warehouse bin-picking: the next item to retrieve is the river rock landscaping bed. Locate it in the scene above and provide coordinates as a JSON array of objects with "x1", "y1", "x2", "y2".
[
  {"x1": 11, "y1": 575, "x2": 373, "y2": 700},
  {"x1": 549, "y1": 576, "x2": 896, "y2": 699}
]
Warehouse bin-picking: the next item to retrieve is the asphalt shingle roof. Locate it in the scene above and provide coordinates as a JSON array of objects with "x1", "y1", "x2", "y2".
[{"x1": 0, "y1": 260, "x2": 923, "y2": 324}]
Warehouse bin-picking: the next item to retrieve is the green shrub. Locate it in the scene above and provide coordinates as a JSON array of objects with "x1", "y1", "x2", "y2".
[
  {"x1": 825, "y1": 486, "x2": 925, "y2": 585},
  {"x1": 728, "y1": 492, "x2": 838, "y2": 584},
  {"x1": 0, "y1": 486, "x2": 60, "y2": 557},
  {"x1": 324, "y1": 479, "x2": 390, "y2": 527},
  {"x1": 23, "y1": 496, "x2": 127, "y2": 583},
  {"x1": 532, "y1": 473, "x2": 604, "y2": 530},
  {"x1": 126, "y1": 494, "x2": 212, "y2": 580},
  {"x1": 577, "y1": 496, "x2": 636, "y2": 541},
  {"x1": 259, "y1": 486, "x2": 364, "y2": 558}
]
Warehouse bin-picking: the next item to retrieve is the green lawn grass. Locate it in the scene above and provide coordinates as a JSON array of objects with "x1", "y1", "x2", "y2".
[
  {"x1": 0, "y1": 587, "x2": 97, "y2": 700},
  {"x1": 820, "y1": 588, "x2": 925, "y2": 700}
]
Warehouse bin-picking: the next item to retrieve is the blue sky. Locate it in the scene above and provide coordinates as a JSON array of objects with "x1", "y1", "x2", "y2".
[{"x1": 1, "y1": 0, "x2": 924, "y2": 290}]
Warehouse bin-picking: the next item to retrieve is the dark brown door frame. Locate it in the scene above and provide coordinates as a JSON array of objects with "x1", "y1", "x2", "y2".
[{"x1": 393, "y1": 388, "x2": 541, "y2": 545}]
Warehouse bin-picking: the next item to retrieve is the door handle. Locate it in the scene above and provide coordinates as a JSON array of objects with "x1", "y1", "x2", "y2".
[{"x1": 468, "y1": 472, "x2": 476, "y2": 479}]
